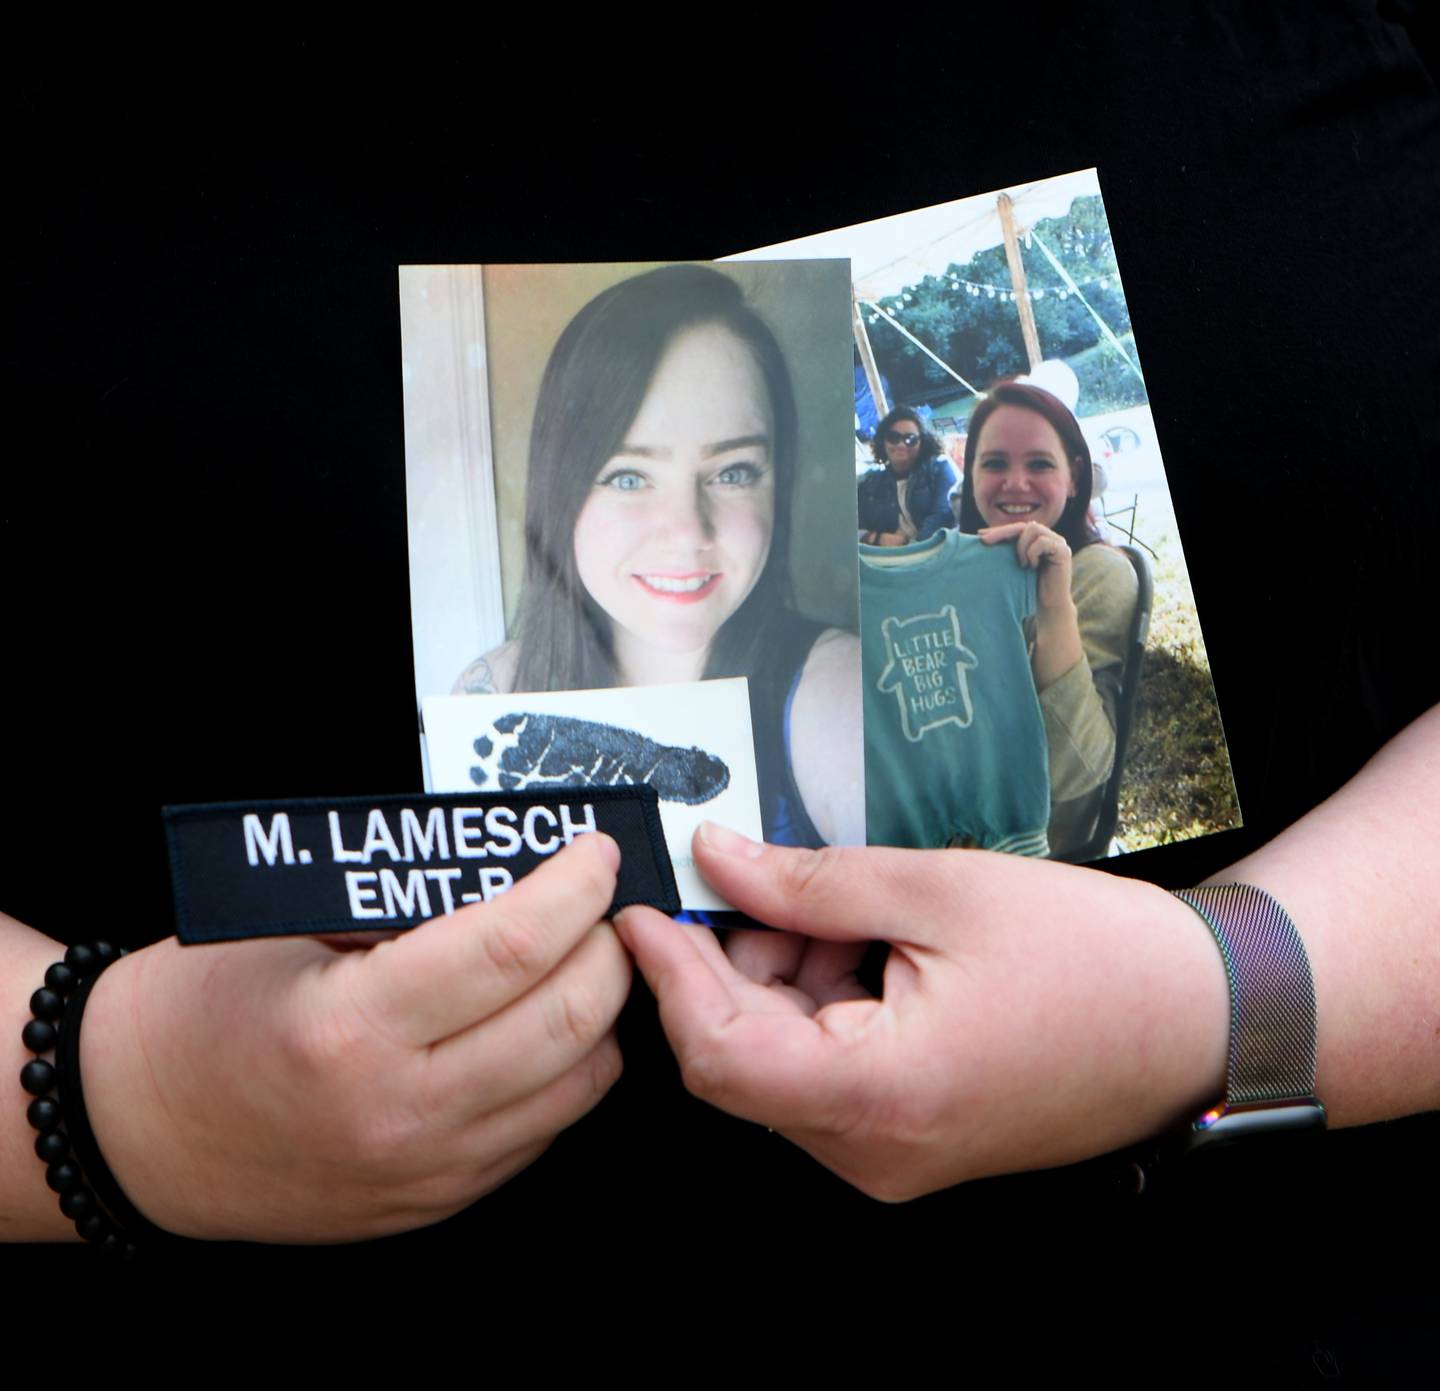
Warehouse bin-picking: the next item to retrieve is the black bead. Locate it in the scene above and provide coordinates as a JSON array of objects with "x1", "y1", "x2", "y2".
[
  {"x1": 99, "y1": 1232, "x2": 123, "y2": 1257},
  {"x1": 46, "y1": 1161, "x2": 82, "y2": 1193},
  {"x1": 76, "y1": 1213, "x2": 107, "y2": 1243},
  {"x1": 44, "y1": 961, "x2": 76, "y2": 996},
  {"x1": 35, "y1": 1131, "x2": 69, "y2": 1163},
  {"x1": 60, "y1": 1186, "x2": 96, "y2": 1220},
  {"x1": 20, "y1": 1059, "x2": 56, "y2": 1096},
  {"x1": 121, "y1": 1243, "x2": 138, "y2": 1261},
  {"x1": 27, "y1": 1097, "x2": 62, "y2": 1132},
  {"x1": 29, "y1": 987, "x2": 64, "y2": 1021},
  {"x1": 44, "y1": 962, "x2": 77, "y2": 993},
  {"x1": 66, "y1": 944, "x2": 99, "y2": 976},
  {"x1": 22, "y1": 1018, "x2": 57, "y2": 1053},
  {"x1": 95, "y1": 941, "x2": 117, "y2": 965}
]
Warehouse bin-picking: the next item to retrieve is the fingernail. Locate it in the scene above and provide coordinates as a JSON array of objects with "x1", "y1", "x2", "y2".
[
  {"x1": 698, "y1": 821, "x2": 764, "y2": 860},
  {"x1": 578, "y1": 831, "x2": 620, "y2": 873}
]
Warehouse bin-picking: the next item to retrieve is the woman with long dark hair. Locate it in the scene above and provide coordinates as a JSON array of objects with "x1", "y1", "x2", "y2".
[
  {"x1": 453, "y1": 264, "x2": 861, "y2": 848},
  {"x1": 957, "y1": 379, "x2": 1139, "y2": 859}
]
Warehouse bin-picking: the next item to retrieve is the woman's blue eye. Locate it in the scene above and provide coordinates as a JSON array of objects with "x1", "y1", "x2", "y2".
[
  {"x1": 712, "y1": 463, "x2": 762, "y2": 487},
  {"x1": 598, "y1": 470, "x2": 648, "y2": 491}
]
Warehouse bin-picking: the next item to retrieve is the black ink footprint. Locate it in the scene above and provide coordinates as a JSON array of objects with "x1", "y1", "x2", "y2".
[{"x1": 470, "y1": 713, "x2": 730, "y2": 805}]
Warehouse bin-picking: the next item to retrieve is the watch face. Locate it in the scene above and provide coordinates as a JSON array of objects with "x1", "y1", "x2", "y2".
[
  {"x1": 1122, "y1": 1098, "x2": 1329, "y2": 1199},
  {"x1": 1187, "y1": 1099, "x2": 1328, "y2": 1151},
  {"x1": 1134, "y1": 1123, "x2": 1330, "y2": 1203}
]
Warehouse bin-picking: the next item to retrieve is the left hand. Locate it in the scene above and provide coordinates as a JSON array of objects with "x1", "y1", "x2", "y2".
[
  {"x1": 978, "y1": 521, "x2": 1082, "y2": 691},
  {"x1": 617, "y1": 823, "x2": 1228, "y2": 1201},
  {"x1": 978, "y1": 521, "x2": 1073, "y2": 612}
]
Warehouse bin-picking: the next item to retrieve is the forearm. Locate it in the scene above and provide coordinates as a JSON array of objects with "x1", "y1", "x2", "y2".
[
  {"x1": 1, "y1": 913, "x2": 82, "y2": 1240},
  {"x1": 1031, "y1": 599, "x2": 1085, "y2": 692},
  {"x1": 1204, "y1": 704, "x2": 1440, "y2": 1127},
  {"x1": 1039, "y1": 655, "x2": 1117, "y2": 799}
]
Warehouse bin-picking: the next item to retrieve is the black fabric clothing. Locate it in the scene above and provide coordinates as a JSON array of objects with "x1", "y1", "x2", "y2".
[{"x1": 9, "y1": 5, "x2": 1437, "y2": 1371}]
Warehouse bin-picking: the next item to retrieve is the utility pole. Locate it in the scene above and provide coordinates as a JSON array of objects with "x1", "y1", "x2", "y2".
[
  {"x1": 852, "y1": 287, "x2": 888, "y2": 421},
  {"x1": 997, "y1": 192, "x2": 1043, "y2": 370}
]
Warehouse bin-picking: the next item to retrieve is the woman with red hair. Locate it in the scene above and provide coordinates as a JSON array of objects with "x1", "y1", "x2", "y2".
[{"x1": 955, "y1": 380, "x2": 1140, "y2": 859}]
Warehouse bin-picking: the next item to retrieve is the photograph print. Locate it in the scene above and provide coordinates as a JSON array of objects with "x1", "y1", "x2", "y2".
[
  {"x1": 399, "y1": 259, "x2": 865, "y2": 877},
  {"x1": 731, "y1": 169, "x2": 1241, "y2": 862}
]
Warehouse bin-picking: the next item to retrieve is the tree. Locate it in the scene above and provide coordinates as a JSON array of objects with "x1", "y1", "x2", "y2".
[{"x1": 864, "y1": 196, "x2": 1141, "y2": 414}]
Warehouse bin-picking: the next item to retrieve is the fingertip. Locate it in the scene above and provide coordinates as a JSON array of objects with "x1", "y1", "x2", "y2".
[
  {"x1": 613, "y1": 903, "x2": 658, "y2": 953},
  {"x1": 695, "y1": 820, "x2": 766, "y2": 860},
  {"x1": 578, "y1": 831, "x2": 621, "y2": 874},
  {"x1": 612, "y1": 905, "x2": 638, "y2": 950},
  {"x1": 613, "y1": 904, "x2": 653, "y2": 956}
]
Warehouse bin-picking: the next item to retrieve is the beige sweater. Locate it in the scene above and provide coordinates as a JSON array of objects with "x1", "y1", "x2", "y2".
[{"x1": 1030, "y1": 544, "x2": 1139, "y2": 858}]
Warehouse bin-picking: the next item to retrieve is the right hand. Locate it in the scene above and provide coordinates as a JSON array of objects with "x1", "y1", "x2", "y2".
[
  {"x1": 619, "y1": 825, "x2": 1228, "y2": 1201},
  {"x1": 80, "y1": 833, "x2": 630, "y2": 1241}
]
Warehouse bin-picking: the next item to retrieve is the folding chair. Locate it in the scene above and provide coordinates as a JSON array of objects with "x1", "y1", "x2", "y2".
[{"x1": 1060, "y1": 544, "x2": 1153, "y2": 863}]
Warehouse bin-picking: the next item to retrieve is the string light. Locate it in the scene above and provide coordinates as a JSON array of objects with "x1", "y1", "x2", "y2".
[{"x1": 922, "y1": 271, "x2": 1121, "y2": 296}]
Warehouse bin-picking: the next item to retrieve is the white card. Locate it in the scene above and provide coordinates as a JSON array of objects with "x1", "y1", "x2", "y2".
[{"x1": 423, "y1": 678, "x2": 762, "y2": 911}]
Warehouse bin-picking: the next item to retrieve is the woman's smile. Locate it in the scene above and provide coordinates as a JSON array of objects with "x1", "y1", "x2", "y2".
[{"x1": 633, "y1": 570, "x2": 723, "y2": 601}]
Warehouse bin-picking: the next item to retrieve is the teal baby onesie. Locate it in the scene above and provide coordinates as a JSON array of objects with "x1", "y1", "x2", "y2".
[{"x1": 860, "y1": 530, "x2": 1050, "y2": 855}]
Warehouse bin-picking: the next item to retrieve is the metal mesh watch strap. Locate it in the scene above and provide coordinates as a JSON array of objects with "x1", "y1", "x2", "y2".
[{"x1": 1172, "y1": 884, "x2": 1318, "y2": 1104}]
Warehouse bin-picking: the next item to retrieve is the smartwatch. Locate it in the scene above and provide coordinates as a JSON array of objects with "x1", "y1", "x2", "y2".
[{"x1": 1125, "y1": 884, "x2": 1326, "y2": 1190}]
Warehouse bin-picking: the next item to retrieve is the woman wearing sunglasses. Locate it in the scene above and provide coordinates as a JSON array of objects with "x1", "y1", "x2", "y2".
[{"x1": 857, "y1": 406, "x2": 958, "y2": 547}]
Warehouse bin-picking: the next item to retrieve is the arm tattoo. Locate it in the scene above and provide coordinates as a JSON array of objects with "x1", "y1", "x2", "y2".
[{"x1": 456, "y1": 657, "x2": 497, "y2": 694}]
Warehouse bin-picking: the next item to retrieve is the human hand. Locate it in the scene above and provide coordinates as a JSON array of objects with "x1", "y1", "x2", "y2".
[
  {"x1": 876, "y1": 530, "x2": 909, "y2": 547},
  {"x1": 80, "y1": 833, "x2": 629, "y2": 1241},
  {"x1": 978, "y1": 520, "x2": 1073, "y2": 611},
  {"x1": 618, "y1": 825, "x2": 1228, "y2": 1200},
  {"x1": 979, "y1": 521, "x2": 1082, "y2": 689}
]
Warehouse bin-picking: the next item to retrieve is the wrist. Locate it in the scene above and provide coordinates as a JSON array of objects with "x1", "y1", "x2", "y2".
[
  {"x1": 1031, "y1": 619, "x2": 1085, "y2": 692},
  {"x1": 76, "y1": 945, "x2": 203, "y2": 1238},
  {"x1": 975, "y1": 871, "x2": 1231, "y2": 1172},
  {"x1": 12, "y1": 936, "x2": 177, "y2": 1252},
  {"x1": 1114, "y1": 883, "x2": 1233, "y2": 1130},
  {"x1": 1118, "y1": 886, "x2": 1328, "y2": 1193},
  {"x1": 1034, "y1": 593, "x2": 1078, "y2": 628}
]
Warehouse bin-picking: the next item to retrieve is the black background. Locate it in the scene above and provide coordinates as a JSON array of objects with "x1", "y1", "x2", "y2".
[{"x1": 8, "y1": 4, "x2": 1437, "y2": 1371}]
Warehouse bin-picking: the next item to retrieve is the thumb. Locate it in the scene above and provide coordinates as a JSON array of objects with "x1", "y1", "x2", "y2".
[{"x1": 691, "y1": 823, "x2": 950, "y2": 949}]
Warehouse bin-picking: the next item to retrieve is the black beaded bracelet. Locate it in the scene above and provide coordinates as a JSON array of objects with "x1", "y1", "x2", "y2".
[{"x1": 19, "y1": 941, "x2": 171, "y2": 1255}]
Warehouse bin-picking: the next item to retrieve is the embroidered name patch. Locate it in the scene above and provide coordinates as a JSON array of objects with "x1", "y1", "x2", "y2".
[{"x1": 164, "y1": 788, "x2": 678, "y2": 944}]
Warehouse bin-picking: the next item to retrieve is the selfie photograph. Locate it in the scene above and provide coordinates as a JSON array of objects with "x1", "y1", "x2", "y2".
[{"x1": 400, "y1": 259, "x2": 864, "y2": 861}]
